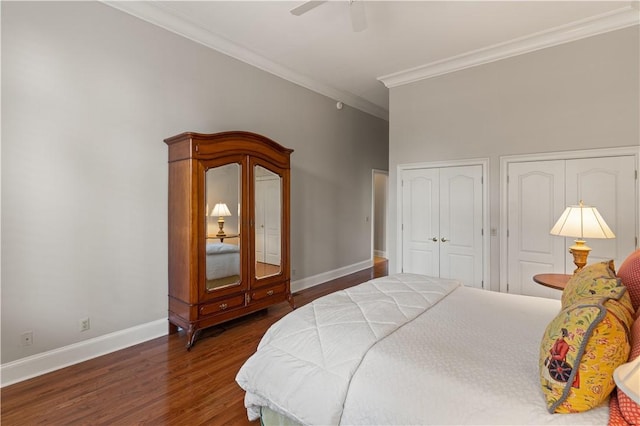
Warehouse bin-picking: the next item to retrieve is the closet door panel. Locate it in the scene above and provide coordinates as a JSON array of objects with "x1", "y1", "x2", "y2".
[
  {"x1": 439, "y1": 165, "x2": 484, "y2": 288},
  {"x1": 565, "y1": 156, "x2": 636, "y2": 269},
  {"x1": 401, "y1": 169, "x2": 439, "y2": 276},
  {"x1": 507, "y1": 160, "x2": 565, "y2": 298}
]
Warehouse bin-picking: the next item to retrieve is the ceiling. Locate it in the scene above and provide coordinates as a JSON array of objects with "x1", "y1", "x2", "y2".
[{"x1": 106, "y1": 1, "x2": 639, "y2": 120}]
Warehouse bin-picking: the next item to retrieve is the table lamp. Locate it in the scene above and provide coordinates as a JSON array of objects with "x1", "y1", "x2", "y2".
[
  {"x1": 212, "y1": 202, "x2": 232, "y2": 237},
  {"x1": 550, "y1": 200, "x2": 615, "y2": 273}
]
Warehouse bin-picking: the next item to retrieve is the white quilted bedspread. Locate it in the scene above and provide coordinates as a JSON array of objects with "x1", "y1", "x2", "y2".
[
  {"x1": 236, "y1": 274, "x2": 461, "y2": 425},
  {"x1": 236, "y1": 274, "x2": 609, "y2": 425}
]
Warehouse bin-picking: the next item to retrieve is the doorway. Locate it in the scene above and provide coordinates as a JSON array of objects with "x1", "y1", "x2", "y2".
[{"x1": 372, "y1": 170, "x2": 388, "y2": 262}]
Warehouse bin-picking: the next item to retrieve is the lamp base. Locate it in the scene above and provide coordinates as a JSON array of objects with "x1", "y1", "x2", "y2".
[
  {"x1": 216, "y1": 217, "x2": 226, "y2": 237},
  {"x1": 569, "y1": 240, "x2": 591, "y2": 274}
]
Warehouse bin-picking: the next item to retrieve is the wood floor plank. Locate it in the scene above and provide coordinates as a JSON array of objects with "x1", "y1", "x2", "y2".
[{"x1": 1, "y1": 259, "x2": 387, "y2": 425}]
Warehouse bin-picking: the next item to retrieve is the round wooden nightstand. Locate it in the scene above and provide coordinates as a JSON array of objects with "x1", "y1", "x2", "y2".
[
  {"x1": 533, "y1": 273, "x2": 572, "y2": 291},
  {"x1": 206, "y1": 233, "x2": 239, "y2": 242}
]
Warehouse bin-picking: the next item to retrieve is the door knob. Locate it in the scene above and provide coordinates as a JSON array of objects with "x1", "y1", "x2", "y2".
[
  {"x1": 431, "y1": 237, "x2": 438, "y2": 242},
  {"x1": 441, "y1": 237, "x2": 450, "y2": 242}
]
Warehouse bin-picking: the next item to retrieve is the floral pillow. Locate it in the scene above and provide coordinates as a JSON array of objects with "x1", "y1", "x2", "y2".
[
  {"x1": 562, "y1": 276, "x2": 630, "y2": 309},
  {"x1": 561, "y1": 260, "x2": 617, "y2": 308},
  {"x1": 539, "y1": 291, "x2": 633, "y2": 413}
]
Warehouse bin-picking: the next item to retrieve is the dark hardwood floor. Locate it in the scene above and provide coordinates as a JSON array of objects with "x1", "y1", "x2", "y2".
[{"x1": 1, "y1": 259, "x2": 388, "y2": 425}]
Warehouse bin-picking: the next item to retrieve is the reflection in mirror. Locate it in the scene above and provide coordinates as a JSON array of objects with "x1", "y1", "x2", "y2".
[
  {"x1": 205, "y1": 163, "x2": 241, "y2": 291},
  {"x1": 255, "y1": 165, "x2": 282, "y2": 279}
]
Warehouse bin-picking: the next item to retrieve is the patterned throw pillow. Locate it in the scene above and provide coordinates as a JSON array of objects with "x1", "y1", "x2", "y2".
[
  {"x1": 618, "y1": 249, "x2": 640, "y2": 311},
  {"x1": 562, "y1": 260, "x2": 617, "y2": 308},
  {"x1": 613, "y1": 315, "x2": 640, "y2": 425},
  {"x1": 616, "y1": 390, "x2": 640, "y2": 425},
  {"x1": 609, "y1": 393, "x2": 629, "y2": 426},
  {"x1": 563, "y1": 276, "x2": 630, "y2": 310},
  {"x1": 540, "y1": 289, "x2": 633, "y2": 413}
]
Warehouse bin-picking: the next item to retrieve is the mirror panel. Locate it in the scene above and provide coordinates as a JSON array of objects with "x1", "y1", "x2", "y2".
[
  {"x1": 255, "y1": 165, "x2": 282, "y2": 279},
  {"x1": 205, "y1": 163, "x2": 241, "y2": 291}
]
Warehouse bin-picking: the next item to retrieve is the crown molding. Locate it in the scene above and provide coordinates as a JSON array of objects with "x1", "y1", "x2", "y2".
[
  {"x1": 378, "y1": 5, "x2": 640, "y2": 88},
  {"x1": 101, "y1": 1, "x2": 389, "y2": 121}
]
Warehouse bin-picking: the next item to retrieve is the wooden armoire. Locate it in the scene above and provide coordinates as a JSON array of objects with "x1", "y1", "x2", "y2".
[{"x1": 164, "y1": 131, "x2": 293, "y2": 348}]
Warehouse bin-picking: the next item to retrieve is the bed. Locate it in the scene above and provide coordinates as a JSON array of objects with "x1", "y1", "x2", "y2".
[
  {"x1": 236, "y1": 268, "x2": 640, "y2": 425},
  {"x1": 205, "y1": 242, "x2": 240, "y2": 289}
]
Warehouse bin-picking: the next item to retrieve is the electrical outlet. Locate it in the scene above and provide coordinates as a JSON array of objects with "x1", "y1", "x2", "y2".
[
  {"x1": 21, "y1": 331, "x2": 33, "y2": 346},
  {"x1": 80, "y1": 317, "x2": 90, "y2": 332}
]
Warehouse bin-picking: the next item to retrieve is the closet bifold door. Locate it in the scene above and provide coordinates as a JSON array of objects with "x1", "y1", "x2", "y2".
[
  {"x1": 506, "y1": 154, "x2": 637, "y2": 298},
  {"x1": 401, "y1": 165, "x2": 484, "y2": 289}
]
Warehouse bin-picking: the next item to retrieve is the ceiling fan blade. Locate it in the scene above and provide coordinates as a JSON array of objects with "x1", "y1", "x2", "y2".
[
  {"x1": 290, "y1": 1, "x2": 327, "y2": 16},
  {"x1": 349, "y1": 0, "x2": 367, "y2": 32}
]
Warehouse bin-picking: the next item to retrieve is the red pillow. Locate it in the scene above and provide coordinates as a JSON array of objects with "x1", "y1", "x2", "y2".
[
  {"x1": 629, "y1": 314, "x2": 640, "y2": 361},
  {"x1": 617, "y1": 391, "x2": 640, "y2": 425},
  {"x1": 618, "y1": 249, "x2": 640, "y2": 311},
  {"x1": 609, "y1": 393, "x2": 630, "y2": 426},
  {"x1": 615, "y1": 315, "x2": 640, "y2": 425}
]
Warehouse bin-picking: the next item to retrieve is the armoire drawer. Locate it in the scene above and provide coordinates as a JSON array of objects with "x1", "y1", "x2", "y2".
[
  {"x1": 251, "y1": 283, "x2": 286, "y2": 302},
  {"x1": 199, "y1": 294, "x2": 245, "y2": 317}
]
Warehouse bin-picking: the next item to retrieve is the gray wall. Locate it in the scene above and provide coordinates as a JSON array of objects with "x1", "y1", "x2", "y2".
[
  {"x1": 388, "y1": 26, "x2": 639, "y2": 287},
  {"x1": 1, "y1": 2, "x2": 388, "y2": 363}
]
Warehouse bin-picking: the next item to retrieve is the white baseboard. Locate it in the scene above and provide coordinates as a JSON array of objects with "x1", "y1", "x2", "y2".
[
  {"x1": 291, "y1": 259, "x2": 374, "y2": 293},
  {"x1": 1, "y1": 319, "x2": 168, "y2": 388},
  {"x1": 374, "y1": 250, "x2": 387, "y2": 258},
  {"x1": 1, "y1": 260, "x2": 375, "y2": 387}
]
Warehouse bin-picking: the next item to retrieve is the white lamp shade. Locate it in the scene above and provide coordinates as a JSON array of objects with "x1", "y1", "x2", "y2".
[
  {"x1": 614, "y1": 356, "x2": 640, "y2": 404},
  {"x1": 211, "y1": 203, "x2": 231, "y2": 217},
  {"x1": 549, "y1": 202, "x2": 615, "y2": 239}
]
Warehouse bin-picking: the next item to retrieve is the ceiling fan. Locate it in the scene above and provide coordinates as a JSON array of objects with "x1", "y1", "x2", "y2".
[{"x1": 290, "y1": 0, "x2": 367, "y2": 32}]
